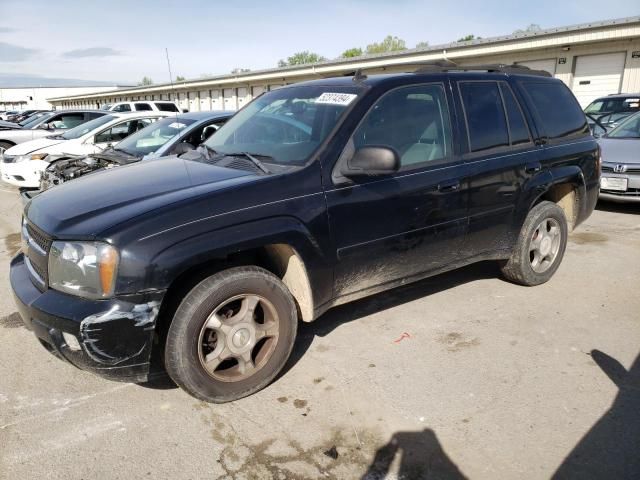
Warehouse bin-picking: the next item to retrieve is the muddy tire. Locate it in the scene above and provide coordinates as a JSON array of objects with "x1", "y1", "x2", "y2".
[
  {"x1": 165, "y1": 266, "x2": 298, "y2": 403},
  {"x1": 500, "y1": 201, "x2": 568, "y2": 286}
]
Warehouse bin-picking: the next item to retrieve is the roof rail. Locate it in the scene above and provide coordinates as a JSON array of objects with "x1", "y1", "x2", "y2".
[{"x1": 413, "y1": 62, "x2": 552, "y2": 77}]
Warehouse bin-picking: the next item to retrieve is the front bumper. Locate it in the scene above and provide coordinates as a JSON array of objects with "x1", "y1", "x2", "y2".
[
  {"x1": 10, "y1": 253, "x2": 165, "y2": 382},
  {"x1": 599, "y1": 171, "x2": 640, "y2": 204},
  {"x1": 1, "y1": 159, "x2": 49, "y2": 188}
]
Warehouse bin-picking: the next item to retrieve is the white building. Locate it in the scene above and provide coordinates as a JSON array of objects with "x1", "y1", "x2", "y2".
[
  {"x1": 49, "y1": 16, "x2": 640, "y2": 111},
  {"x1": 0, "y1": 86, "x2": 127, "y2": 110}
]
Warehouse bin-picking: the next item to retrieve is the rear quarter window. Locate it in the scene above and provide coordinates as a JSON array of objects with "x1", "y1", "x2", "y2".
[
  {"x1": 521, "y1": 81, "x2": 589, "y2": 140},
  {"x1": 155, "y1": 102, "x2": 179, "y2": 112}
]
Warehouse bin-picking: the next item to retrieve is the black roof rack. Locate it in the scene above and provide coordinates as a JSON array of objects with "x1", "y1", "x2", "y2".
[{"x1": 413, "y1": 62, "x2": 552, "y2": 77}]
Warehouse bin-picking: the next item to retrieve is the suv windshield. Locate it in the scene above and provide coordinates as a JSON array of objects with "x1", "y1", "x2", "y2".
[
  {"x1": 114, "y1": 116, "x2": 196, "y2": 156},
  {"x1": 606, "y1": 112, "x2": 640, "y2": 139},
  {"x1": 61, "y1": 115, "x2": 115, "y2": 140},
  {"x1": 205, "y1": 85, "x2": 362, "y2": 165}
]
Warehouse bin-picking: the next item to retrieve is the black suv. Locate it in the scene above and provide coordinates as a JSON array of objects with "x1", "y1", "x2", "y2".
[{"x1": 11, "y1": 65, "x2": 599, "y2": 402}]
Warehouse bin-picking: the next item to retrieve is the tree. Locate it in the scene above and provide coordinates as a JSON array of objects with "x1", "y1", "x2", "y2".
[
  {"x1": 456, "y1": 34, "x2": 480, "y2": 42},
  {"x1": 341, "y1": 47, "x2": 363, "y2": 58},
  {"x1": 365, "y1": 36, "x2": 407, "y2": 54},
  {"x1": 175, "y1": 75, "x2": 185, "y2": 82},
  {"x1": 513, "y1": 24, "x2": 542, "y2": 34},
  {"x1": 138, "y1": 76, "x2": 153, "y2": 86},
  {"x1": 231, "y1": 68, "x2": 251, "y2": 74},
  {"x1": 415, "y1": 41, "x2": 430, "y2": 49},
  {"x1": 278, "y1": 51, "x2": 327, "y2": 67}
]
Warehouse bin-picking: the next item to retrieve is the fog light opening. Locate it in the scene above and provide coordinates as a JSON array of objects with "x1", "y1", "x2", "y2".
[{"x1": 62, "y1": 332, "x2": 81, "y2": 351}]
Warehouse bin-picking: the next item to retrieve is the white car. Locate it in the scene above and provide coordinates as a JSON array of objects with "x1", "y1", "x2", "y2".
[
  {"x1": 100, "y1": 101, "x2": 183, "y2": 113},
  {"x1": 1, "y1": 112, "x2": 169, "y2": 188}
]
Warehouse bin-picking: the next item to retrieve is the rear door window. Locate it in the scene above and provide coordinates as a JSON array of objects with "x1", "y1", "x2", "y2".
[
  {"x1": 155, "y1": 102, "x2": 179, "y2": 112},
  {"x1": 134, "y1": 103, "x2": 153, "y2": 111},
  {"x1": 459, "y1": 81, "x2": 509, "y2": 152},
  {"x1": 499, "y1": 83, "x2": 531, "y2": 146},
  {"x1": 112, "y1": 104, "x2": 132, "y2": 112},
  {"x1": 521, "y1": 82, "x2": 589, "y2": 140},
  {"x1": 49, "y1": 113, "x2": 85, "y2": 129}
]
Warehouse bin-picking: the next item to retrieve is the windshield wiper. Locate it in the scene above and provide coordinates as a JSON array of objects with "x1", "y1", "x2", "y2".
[{"x1": 232, "y1": 152, "x2": 272, "y2": 174}]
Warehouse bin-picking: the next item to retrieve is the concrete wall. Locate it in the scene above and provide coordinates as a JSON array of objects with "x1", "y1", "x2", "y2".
[{"x1": 0, "y1": 86, "x2": 121, "y2": 110}]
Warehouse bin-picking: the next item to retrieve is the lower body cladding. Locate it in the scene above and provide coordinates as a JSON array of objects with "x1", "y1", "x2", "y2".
[{"x1": 10, "y1": 253, "x2": 165, "y2": 382}]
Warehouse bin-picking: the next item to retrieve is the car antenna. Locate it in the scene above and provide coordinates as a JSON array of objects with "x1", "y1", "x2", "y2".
[{"x1": 165, "y1": 48, "x2": 179, "y2": 120}]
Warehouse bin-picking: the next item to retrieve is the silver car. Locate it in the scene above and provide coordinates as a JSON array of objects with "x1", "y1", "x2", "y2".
[
  {"x1": 598, "y1": 112, "x2": 640, "y2": 203},
  {"x1": 0, "y1": 110, "x2": 107, "y2": 156}
]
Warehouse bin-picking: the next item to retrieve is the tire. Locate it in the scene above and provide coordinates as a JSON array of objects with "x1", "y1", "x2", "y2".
[
  {"x1": 500, "y1": 201, "x2": 568, "y2": 286},
  {"x1": 165, "y1": 266, "x2": 298, "y2": 403},
  {"x1": 0, "y1": 141, "x2": 14, "y2": 155}
]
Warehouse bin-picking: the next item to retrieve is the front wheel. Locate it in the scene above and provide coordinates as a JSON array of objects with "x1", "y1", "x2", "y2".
[
  {"x1": 165, "y1": 266, "x2": 298, "y2": 403},
  {"x1": 501, "y1": 201, "x2": 568, "y2": 286}
]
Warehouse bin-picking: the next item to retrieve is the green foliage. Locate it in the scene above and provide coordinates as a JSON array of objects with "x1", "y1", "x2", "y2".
[
  {"x1": 175, "y1": 75, "x2": 185, "y2": 82},
  {"x1": 456, "y1": 34, "x2": 480, "y2": 42},
  {"x1": 138, "y1": 76, "x2": 153, "y2": 86},
  {"x1": 278, "y1": 51, "x2": 327, "y2": 67},
  {"x1": 341, "y1": 47, "x2": 363, "y2": 58},
  {"x1": 415, "y1": 41, "x2": 430, "y2": 49},
  {"x1": 365, "y1": 35, "x2": 407, "y2": 54},
  {"x1": 513, "y1": 24, "x2": 542, "y2": 34}
]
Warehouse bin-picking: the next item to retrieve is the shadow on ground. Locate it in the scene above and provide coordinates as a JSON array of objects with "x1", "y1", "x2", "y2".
[
  {"x1": 361, "y1": 428, "x2": 468, "y2": 480},
  {"x1": 552, "y1": 350, "x2": 640, "y2": 479},
  {"x1": 595, "y1": 200, "x2": 640, "y2": 214}
]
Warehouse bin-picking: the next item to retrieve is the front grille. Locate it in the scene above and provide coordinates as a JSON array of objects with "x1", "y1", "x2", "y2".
[
  {"x1": 23, "y1": 221, "x2": 52, "y2": 289},
  {"x1": 602, "y1": 165, "x2": 640, "y2": 174}
]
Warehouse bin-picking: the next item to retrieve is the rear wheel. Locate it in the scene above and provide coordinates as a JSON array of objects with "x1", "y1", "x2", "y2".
[
  {"x1": 501, "y1": 201, "x2": 568, "y2": 286},
  {"x1": 165, "y1": 266, "x2": 298, "y2": 403}
]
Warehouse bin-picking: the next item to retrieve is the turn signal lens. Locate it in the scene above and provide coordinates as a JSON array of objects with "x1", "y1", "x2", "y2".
[
  {"x1": 30, "y1": 153, "x2": 49, "y2": 161},
  {"x1": 99, "y1": 246, "x2": 119, "y2": 296}
]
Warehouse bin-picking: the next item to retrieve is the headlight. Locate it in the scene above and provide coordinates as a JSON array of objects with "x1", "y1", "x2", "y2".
[
  {"x1": 15, "y1": 153, "x2": 48, "y2": 162},
  {"x1": 48, "y1": 241, "x2": 119, "y2": 299}
]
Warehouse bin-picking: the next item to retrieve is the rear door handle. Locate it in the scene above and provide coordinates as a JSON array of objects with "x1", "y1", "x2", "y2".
[
  {"x1": 438, "y1": 180, "x2": 461, "y2": 192},
  {"x1": 525, "y1": 163, "x2": 542, "y2": 174}
]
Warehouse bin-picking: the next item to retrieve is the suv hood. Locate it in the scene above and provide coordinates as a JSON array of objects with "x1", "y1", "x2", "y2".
[
  {"x1": 25, "y1": 157, "x2": 257, "y2": 236},
  {"x1": 598, "y1": 137, "x2": 640, "y2": 165},
  {"x1": 6, "y1": 136, "x2": 66, "y2": 155}
]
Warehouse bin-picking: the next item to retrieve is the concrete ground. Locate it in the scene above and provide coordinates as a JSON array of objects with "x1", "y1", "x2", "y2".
[{"x1": 0, "y1": 185, "x2": 638, "y2": 480}]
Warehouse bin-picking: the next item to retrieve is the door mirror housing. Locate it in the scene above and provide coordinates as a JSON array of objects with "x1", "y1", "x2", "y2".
[
  {"x1": 38, "y1": 123, "x2": 51, "y2": 130},
  {"x1": 341, "y1": 146, "x2": 400, "y2": 178}
]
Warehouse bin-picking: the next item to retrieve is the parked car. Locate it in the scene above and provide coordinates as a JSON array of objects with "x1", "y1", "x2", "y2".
[
  {"x1": 0, "y1": 110, "x2": 19, "y2": 121},
  {"x1": 7, "y1": 110, "x2": 47, "y2": 124},
  {"x1": 0, "y1": 111, "x2": 52, "y2": 130},
  {"x1": 11, "y1": 65, "x2": 599, "y2": 402},
  {"x1": 585, "y1": 93, "x2": 640, "y2": 134},
  {"x1": 100, "y1": 101, "x2": 184, "y2": 113},
  {"x1": 2, "y1": 112, "x2": 170, "y2": 188},
  {"x1": 597, "y1": 112, "x2": 640, "y2": 203},
  {"x1": 0, "y1": 110, "x2": 107, "y2": 156},
  {"x1": 40, "y1": 111, "x2": 233, "y2": 191}
]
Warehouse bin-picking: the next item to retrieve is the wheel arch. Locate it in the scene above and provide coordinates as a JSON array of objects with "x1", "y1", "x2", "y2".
[{"x1": 529, "y1": 166, "x2": 586, "y2": 231}]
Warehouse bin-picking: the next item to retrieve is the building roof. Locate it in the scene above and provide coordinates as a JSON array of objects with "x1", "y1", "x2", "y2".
[{"x1": 48, "y1": 15, "x2": 640, "y2": 102}]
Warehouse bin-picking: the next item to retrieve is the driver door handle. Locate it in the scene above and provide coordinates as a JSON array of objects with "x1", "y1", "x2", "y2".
[
  {"x1": 525, "y1": 162, "x2": 542, "y2": 174},
  {"x1": 438, "y1": 180, "x2": 461, "y2": 192}
]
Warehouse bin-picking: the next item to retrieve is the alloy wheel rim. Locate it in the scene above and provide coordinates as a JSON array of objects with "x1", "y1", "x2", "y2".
[
  {"x1": 529, "y1": 218, "x2": 561, "y2": 273},
  {"x1": 197, "y1": 294, "x2": 280, "y2": 382}
]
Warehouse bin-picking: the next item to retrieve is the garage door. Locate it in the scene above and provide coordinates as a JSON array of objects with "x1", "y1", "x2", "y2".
[
  {"x1": 572, "y1": 52, "x2": 626, "y2": 108},
  {"x1": 211, "y1": 89, "x2": 222, "y2": 110},
  {"x1": 199, "y1": 90, "x2": 210, "y2": 111},
  {"x1": 516, "y1": 59, "x2": 557, "y2": 76},
  {"x1": 223, "y1": 88, "x2": 236, "y2": 110},
  {"x1": 252, "y1": 86, "x2": 265, "y2": 98},
  {"x1": 237, "y1": 87, "x2": 248, "y2": 109}
]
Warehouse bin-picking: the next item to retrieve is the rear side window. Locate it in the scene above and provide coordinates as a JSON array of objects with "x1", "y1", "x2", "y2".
[
  {"x1": 522, "y1": 82, "x2": 588, "y2": 139},
  {"x1": 156, "y1": 102, "x2": 179, "y2": 112},
  {"x1": 499, "y1": 83, "x2": 531, "y2": 145},
  {"x1": 113, "y1": 104, "x2": 131, "y2": 112},
  {"x1": 134, "y1": 103, "x2": 153, "y2": 111},
  {"x1": 459, "y1": 82, "x2": 509, "y2": 152}
]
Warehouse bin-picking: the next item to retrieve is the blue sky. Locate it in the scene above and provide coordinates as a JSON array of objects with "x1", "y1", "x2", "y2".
[{"x1": 0, "y1": 0, "x2": 638, "y2": 84}]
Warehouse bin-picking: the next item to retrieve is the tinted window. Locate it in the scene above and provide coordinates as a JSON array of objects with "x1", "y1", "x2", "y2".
[
  {"x1": 49, "y1": 113, "x2": 85, "y2": 129},
  {"x1": 61, "y1": 115, "x2": 115, "y2": 139},
  {"x1": 522, "y1": 82, "x2": 588, "y2": 139},
  {"x1": 156, "y1": 102, "x2": 179, "y2": 112},
  {"x1": 353, "y1": 84, "x2": 453, "y2": 168},
  {"x1": 95, "y1": 118, "x2": 154, "y2": 144},
  {"x1": 116, "y1": 117, "x2": 196, "y2": 156},
  {"x1": 585, "y1": 97, "x2": 640, "y2": 114},
  {"x1": 112, "y1": 104, "x2": 132, "y2": 112},
  {"x1": 460, "y1": 82, "x2": 509, "y2": 152},
  {"x1": 500, "y1": 83, "x2": 531, "y2": 145},
  {"x1": 135, "y1": 103, "x2": 153, "y2": 111},
  {"x1": 86, "y1": 111, "x2": 106, "y2": 119}
]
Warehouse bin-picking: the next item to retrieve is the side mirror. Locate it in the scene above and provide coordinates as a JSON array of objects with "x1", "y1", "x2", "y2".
[
  {"x1": 39, "y1": 123, "x2": 51, "y2": 130},
  {"x1": 341, "y1": 146, "x2": 400, "y2": 178},
  {"x1": 173, "y1": 142, "x2": 195, "y2": 155}
]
